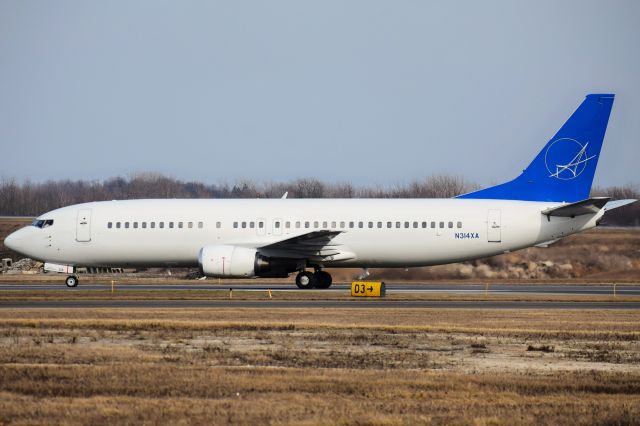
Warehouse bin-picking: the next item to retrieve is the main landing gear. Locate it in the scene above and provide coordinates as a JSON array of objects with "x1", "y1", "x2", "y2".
[
  {"x1": 295, "y1": 269, "x2": 332, "y2": 289},
  {"x1": 65, "y1": 275, "x2": 79, "y2": 288}
]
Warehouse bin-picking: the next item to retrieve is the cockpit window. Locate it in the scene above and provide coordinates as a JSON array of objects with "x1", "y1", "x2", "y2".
[{"x1": 31, "y1": 219, "x2": 54, "y2": 228}]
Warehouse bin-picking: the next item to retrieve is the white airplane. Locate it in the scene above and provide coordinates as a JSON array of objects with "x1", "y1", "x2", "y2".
[{"x1": 4, "y1": 94, "x2": 635, "y2": 288}]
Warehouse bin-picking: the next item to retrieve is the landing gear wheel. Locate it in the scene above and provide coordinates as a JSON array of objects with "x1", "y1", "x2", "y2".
[
  {"x1": 295, "y1": 271, "x2": 316, "y2": 289},
  {"x1": 65, "y1": 275, "x2": 79, "y2": 288},
  {"x1": 314, "y1": 271, "x2": 332, "y2": 289}
]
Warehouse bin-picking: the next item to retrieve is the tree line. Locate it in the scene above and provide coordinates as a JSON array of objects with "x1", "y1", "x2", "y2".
[{"x1": 0, "y1": 173, "x2": 637, "y2": 226}]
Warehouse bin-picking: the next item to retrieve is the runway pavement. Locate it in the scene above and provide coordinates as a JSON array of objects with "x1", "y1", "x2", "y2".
[
  {"x1": 0, "y1": 299, "x2": 638, "y2": 309},
  {"x1": 1, "y1": 282, "x2": 639, "y2": 296},
  {"x1": 0, "y1": 281, "x2": 638, "y2": 309}
]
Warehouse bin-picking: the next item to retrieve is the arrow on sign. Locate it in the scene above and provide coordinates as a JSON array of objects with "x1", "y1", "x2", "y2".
[{"x1": 367, "y1": 286, "x2": 373, "y2": 292}]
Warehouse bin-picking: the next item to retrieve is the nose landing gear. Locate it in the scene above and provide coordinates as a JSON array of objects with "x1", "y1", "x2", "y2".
[
  {"x1": 294, "y1": 269, "x2": 332, "y2": 289},
  {"x1": 65, "y1": 275, "x2": 79, "y2": 287}
]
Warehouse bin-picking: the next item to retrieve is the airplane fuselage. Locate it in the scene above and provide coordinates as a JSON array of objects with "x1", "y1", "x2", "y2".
[{"x1": 6, "y1": 198, "x2": 602, "y2": 269}]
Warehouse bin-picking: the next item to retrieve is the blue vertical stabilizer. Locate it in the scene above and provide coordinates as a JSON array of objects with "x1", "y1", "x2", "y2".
[{"x1": 457, "y1": 94, "x2": 614, "y2": 202}]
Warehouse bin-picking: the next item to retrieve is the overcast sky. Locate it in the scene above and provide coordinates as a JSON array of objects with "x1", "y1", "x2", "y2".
[{"x1": 1, "y1": 1, "x2": 638, "y2": 188}]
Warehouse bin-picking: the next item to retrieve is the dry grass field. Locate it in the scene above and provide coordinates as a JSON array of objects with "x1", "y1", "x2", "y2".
[{"x1": 0, "y1": 307, "x2": 639, "y2": 425}]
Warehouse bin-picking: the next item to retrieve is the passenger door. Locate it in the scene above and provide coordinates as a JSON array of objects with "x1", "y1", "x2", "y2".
[
  {"x1": 76, "y1": 209, "x2": 92, "y2": 242},
  {"x1": 487, "y1": 209, "x2": 501, "y2": 242}
]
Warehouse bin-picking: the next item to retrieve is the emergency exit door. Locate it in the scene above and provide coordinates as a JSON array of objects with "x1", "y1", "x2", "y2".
[
  {"x1": 76, "y1": 209, "x2": 92, "y2": 242},
  {"x1": 487, "y1": 209, "x2": 501, "y2": 242}
]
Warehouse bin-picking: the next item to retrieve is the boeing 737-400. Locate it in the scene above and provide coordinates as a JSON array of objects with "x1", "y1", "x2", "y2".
[{"x1": 4, "y1": 94, "x2": 635, "y2": 288}]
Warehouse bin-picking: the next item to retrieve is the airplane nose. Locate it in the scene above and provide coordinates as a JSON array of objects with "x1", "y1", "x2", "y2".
[
  {"x1": 4, "y1": 232, "x2": 18, "y2": 251},
  {"x1": 3, "y1": 228, "x2": 29, "y2": 255}
]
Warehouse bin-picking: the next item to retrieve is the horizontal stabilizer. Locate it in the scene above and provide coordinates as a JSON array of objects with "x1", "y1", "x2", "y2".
[
  {"x1": 603, "y1": 199, "x2": 637, "y2": 211},
  {"x1": 541, "y1": 197, "x2": 609, "y2": 218}
]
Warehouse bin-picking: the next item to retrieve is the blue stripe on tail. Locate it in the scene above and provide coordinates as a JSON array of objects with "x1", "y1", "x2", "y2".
[{"x1": 457, "y1": 94, "x2": 615, "y2": 203}]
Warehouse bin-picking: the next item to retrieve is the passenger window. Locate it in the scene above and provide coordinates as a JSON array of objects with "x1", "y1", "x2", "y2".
[
  {"x1": 431, "y1": 221, "x2": 436, "y2": 228},
  {"x1": 159, "y1": 222, "x2": 164, "y2": 229},
  {"x1": 322, "y1": 221, "x2": 327, "y2": 228},
  {"x1": 422, "y1": 222, "x2": 427, "y2": 228},
  {"x1": 377, "y1": 222, "x2": 382, "y2": 228},
  {"x1": 125, "y1": 222, "x2": 130, "y2": 229},
  {"x1": 448, "y1": 221, "x2": 453, "y2": 228},
  {"x1": 439, "y1": 222, "x2": 444, "y2": 228},
  {"x1": 305, "y1": 221, "x2": 310, "y2": 229},
  {"x1": 331, "y1": 221, "x2": 336, "y2": 228},
  {"x1": 296, "y1": 221, "x2": 301, "y2": 228},
  {"x1": 188, "y1": 222, "x2": 193, "y2": 229},
  {"x1": 413, "y1": 221, "x2": 418, "y2": 228},
  {"x1": 108, "y1": 222, "x2": 113, "y2": 229},
  {"x1": 358, "y1": 222, "x2": 363, "y2": 228},
  {"x1": 275, "y1": 222, "x2": 280, "y2": 228},
  {"x1": 349, "y1": 222, "x2": 354, "y2": 228},
  {"x1": 259, "y1": 222, "x2": 264, "y2": 228},
  {"x1": 178, "y1": 222, "x2": 183, "y2": 229},
  {"x1": 151, "y1": 222, "x2": 155, "y2": 229},
  {"x1": 215, "y1": 222, "x2": 220, "y2": 229},
  {"x1": 233, "y1": 222, "x2": 238, "y2": 229},
  {"x1": 133, "y1": 222, "x2": 138, "y2": 229},
  {"x1": 314, "y1": 221, "x2": 319, "y2": 228},
  {"x1": 285, "y1": 221, "x2": 290, "y2": 228},
  {"x1": 250, "y1": 222, "x2": 255, "y2": 228},
  {"x1": 340, "y1": 221, "x2": 345, "y2": 228},
  {"x1": 404, "y1": 222, "x2": 409, "y2": 228},
  {"x1": 396, "y1": 222, "x2": 401, "y2": 228},
  {"x1": 241, "y1": 222, "x2": 246, "y2": 229},
  {"x1": 116, "y1": 222, "x2": 121, "y2": 229},
  {"x1": 457, "y1": 221, "x2": 462, "y2": 228},
  {"x1": 368, "y1": 222, "x2": 373, "y2": 228},
  {"x1": 387, "y1": 222, "x2": 392, "y2": 228},
  {"x1": 142, "y1": 222, "x2": 147, "y2": 229}
]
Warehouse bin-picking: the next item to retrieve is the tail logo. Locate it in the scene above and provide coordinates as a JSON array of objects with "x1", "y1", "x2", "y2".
[{"x1": 544, "y1": 138, "x2": 596, "y2": 180}]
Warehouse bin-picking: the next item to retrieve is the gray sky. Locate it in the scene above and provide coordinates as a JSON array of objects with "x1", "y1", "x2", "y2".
[{"x1": 1, "y1": 1, "x2": 638, "y2": 188}]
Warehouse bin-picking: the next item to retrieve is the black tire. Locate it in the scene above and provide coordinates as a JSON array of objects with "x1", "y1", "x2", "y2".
[
  {"x1": 295, "y1": 271, "x2": 316, "y2": 289},
  {"x1": 314, "y1": 271, "x2": 332, "y2": 289},
  {"x1": 65, "y1": 275, "x2": 79, "y2": 288}
]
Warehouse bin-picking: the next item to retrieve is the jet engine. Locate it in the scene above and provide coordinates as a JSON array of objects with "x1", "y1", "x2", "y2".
[{"x1": 198, "y1": 245, "x2": 299, "y2": 278}]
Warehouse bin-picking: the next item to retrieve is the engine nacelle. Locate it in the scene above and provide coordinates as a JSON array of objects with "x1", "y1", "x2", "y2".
[
  {"x1": 198, "y1": 245, "x2": 300, "y2": 278},
  {"x1": 198, "y1": 245, "x2": 260, "y2": 278}
]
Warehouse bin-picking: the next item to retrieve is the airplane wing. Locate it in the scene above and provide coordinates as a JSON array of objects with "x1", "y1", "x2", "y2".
[
  {"x1": 541, "y1": 197, "x2": 610, "y2": 218},
  {"x1": 258, "y1": 230, "x2": 355, "y2": 262}
]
